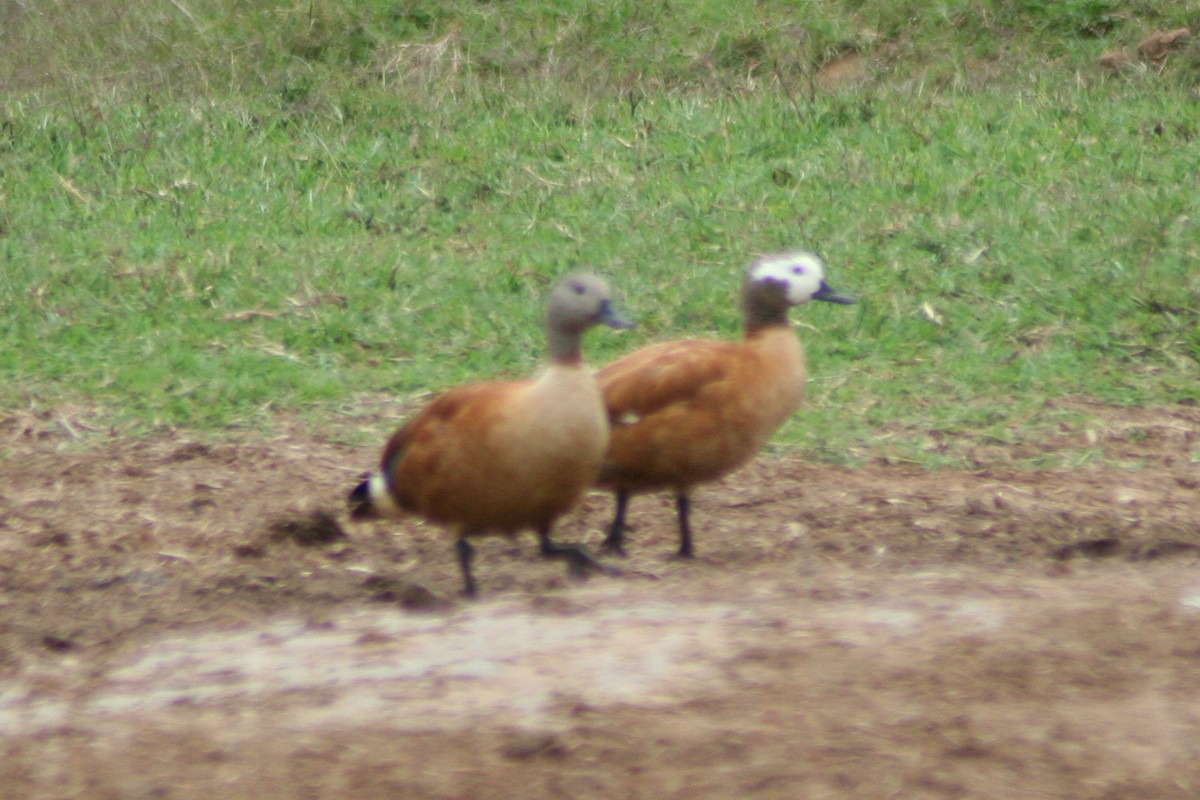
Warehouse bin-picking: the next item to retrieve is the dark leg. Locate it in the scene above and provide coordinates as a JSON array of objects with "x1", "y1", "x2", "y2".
[
  {"x1": 675, "y1": 494, "x2": 694, "y2": 558},
  {"x1": 456, "y1": 537, "x2": 477, "y2": 597},
  {"x1": 600, "y1": 490, "x2": 630, "y2": 556},
  {"x1": 538, "y1": 526, "x2": 621, "y2": 579}
]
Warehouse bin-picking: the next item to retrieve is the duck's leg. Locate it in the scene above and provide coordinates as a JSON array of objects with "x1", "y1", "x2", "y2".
[
  {"x1": 600, "y1": 489, "x2": 630, "y2": 556},
  {"x1": 456, "y1": 536, "x2": 478, "y2": 597},
  {"x1": 538, "y1": 526, "x2": 620, "y2": 578},
  {"x1": 675, "y1": 494, "x2": 694, "y2": 558}
]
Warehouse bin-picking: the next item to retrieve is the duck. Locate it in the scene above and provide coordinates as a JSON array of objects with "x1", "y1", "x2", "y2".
[
  {"x1": 349, "y1": 273, "x2": 633, "y2": 596},
  {"x1": 595, "y1": 250, "x2": 854, "y2": 558}
]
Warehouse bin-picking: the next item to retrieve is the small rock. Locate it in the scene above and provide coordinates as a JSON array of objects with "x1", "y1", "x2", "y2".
[
  {"x1": 42, "y1": 635, "x2": 75, "y2": 652},
  {"x1": 232, "y1": 543, "x2": 266, "y2": 559}
]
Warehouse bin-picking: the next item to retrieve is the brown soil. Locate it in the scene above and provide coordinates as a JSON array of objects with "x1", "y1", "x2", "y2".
[
  {"x1": 815, "y1": 52, "x2": 868, "y2": 90},
  {"x1": 1, "y1": 403, "x2": 1199, "y2": 799}
]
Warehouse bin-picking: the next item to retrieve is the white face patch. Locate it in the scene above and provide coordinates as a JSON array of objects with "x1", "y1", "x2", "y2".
[{"x1": 747, "y1": 251, "x2": 827, "y2": 305}]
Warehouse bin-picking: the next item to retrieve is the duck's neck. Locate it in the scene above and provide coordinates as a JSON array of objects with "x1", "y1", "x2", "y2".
[
  {"x1": 547, "y1": 327, "x2": 584, "y2": 366},
  {"x1": 742, "y1": 302, "x2": 791, "y2": 337}
]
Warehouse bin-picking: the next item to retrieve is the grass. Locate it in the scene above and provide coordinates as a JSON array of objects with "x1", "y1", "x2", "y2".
[{"x1": 1, "y1": 0, "x2": 1198, "y2": 465}]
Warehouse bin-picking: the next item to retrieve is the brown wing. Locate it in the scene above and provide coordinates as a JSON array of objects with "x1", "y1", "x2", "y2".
[
  {"x1": 380, "y1": 380, "x2": 517, "y2": 514},
  {"x1": 596, "y1": 339, "x2": 765, "y2": 490},
  {"x1": 597, "y1": 338, "x2": 738, "y2": 420}
]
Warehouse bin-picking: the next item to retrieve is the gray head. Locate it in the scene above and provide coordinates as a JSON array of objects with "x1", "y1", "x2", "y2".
[
  {"x1": 546, "y1": 273, "x2": 634, "y2": 363},
  {"x1": 741, "y1": 250, "x2": 855, "y2": 332}
]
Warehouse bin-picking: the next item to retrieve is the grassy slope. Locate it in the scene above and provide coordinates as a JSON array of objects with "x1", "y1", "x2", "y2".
[{"x1": 1, "y1": 0, "x2": 1198, "y2": 464}]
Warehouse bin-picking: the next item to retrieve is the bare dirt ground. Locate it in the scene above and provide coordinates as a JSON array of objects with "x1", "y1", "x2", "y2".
[{"x1": 1, "y1": 401, "x2": 1199, "y2": 799}]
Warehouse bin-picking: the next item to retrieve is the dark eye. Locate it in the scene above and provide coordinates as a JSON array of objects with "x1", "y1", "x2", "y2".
[
  {"x1": 572, "y1": 282, "x2": 586, "y2": 295},
  {"x1": 792, "y1": 266, "x2": 805, "y2": 275}
]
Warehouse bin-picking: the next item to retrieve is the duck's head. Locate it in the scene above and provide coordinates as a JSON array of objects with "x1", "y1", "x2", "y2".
[
  {"x1": 548, "y1": 273, "x2": 635, "y2": 333},
  {"x1": 546, "y1": 273, "x2": 634, "y2": 362},
  {"x1": 742, "y1": 250, "x2": 855, "y2": 329}
]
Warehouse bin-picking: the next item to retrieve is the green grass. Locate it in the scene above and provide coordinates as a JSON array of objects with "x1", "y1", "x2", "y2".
[{"x1": 1, "y1": 0, "x2": 1198, "y2": 464}]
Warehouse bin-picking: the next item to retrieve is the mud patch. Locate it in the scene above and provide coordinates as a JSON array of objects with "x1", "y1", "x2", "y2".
[
  {"x1": 1, "y1": 403, "x2": 1199, "y2": 798},
  {"x1": 0, "y1": 592, "x2": 744, "y2": 736}
]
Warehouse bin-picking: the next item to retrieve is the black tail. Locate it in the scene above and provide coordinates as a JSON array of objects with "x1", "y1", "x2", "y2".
[{"x1": 348, "y1": 478, "x2": 375, "y2": 520}]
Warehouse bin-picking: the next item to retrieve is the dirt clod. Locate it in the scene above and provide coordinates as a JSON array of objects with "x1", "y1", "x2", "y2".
[
  {"x1": 268, "y1": 508, "x2": 347, "y2": 546},
  {"x1": 498, "y1": 730, "x2": 569, "y2": 761},
  {"x1": 1137, "y1": 27, "x2": 1191, "y2": 62},
  {"x1": 364, "y1": 574, "x2": 447, "y2": 610}
]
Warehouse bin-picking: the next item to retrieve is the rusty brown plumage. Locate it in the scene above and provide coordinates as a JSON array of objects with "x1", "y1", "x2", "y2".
[
  {"x1": 595, "y1": 251, "x2": 854, "y2": 558},
  {"x1": 349, "y1": 274, "x2": 633, "y2": 595}
]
